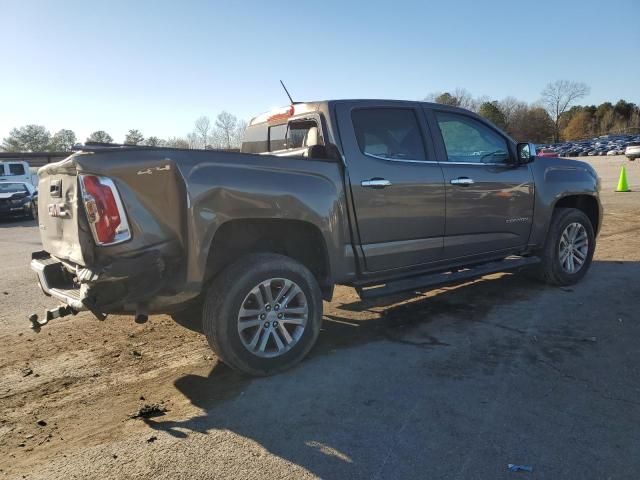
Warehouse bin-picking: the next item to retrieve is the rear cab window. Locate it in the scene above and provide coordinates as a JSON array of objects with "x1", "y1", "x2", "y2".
[
  {"x1": 241, "y1": 111, "x2": 324, "y2": 155},
  {"x1": 351, "y1": 108, "x2": 426, "y2": 161}
]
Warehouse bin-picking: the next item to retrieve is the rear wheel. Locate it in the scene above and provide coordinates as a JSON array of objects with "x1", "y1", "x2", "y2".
[
  {"x1": 202, "y1": 253, "x2": 323, "y2": 376},
  {"x1": 529, "y1": 207, "x2": 595, "y2": 286}
]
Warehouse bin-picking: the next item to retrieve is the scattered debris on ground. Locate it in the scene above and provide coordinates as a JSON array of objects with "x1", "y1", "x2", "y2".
[{"x1": 128, "y1": 403, "x2": 167, "y2": 419}]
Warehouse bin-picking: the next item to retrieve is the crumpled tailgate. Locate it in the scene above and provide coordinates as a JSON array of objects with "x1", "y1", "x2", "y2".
[{"x1": 37, "y1": 155, "x2": 87, "y2": 265}]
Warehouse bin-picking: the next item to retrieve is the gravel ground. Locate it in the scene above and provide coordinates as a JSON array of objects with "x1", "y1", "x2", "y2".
[{"x1": 1, "y1": 156, "x2": 639, "y2": 480}]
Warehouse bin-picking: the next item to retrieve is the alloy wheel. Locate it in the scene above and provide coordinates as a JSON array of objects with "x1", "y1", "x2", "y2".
[
  {"x1": 559, "y1": 222, "x2": 589, "y2": 274},
  {"x1": 236, "y1": 278, "x2": 308, "y2": 358}
]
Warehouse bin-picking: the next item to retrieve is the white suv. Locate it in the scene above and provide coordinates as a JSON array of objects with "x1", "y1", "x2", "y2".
[
  {"x1": 625, "y1": 142, "x2": 640, "y2": 161},
  {"x1": 0, "y1": 161, "x2": 34, "y2": 185}
]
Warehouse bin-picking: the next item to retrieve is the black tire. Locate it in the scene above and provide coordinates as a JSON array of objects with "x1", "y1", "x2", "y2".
[
  {"x1": 529, "y1": 207, "x2": 595, "y2": 286},
  {"x1": 202, "y1": 253, "x2": 323, "y2": 376}
]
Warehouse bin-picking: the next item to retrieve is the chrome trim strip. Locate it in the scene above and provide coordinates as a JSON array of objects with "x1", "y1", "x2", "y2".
[
  {"x1": 363, "y1": 152, "x2": 439, "y2": 164},
  {"x1": 443, "y1": 161, "x2": 512, "y2": 166},
  {"x1": 363, "y1": 152, "x2": 512, "y2": 166}
]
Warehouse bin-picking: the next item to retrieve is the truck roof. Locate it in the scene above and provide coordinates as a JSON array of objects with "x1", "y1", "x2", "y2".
[{"x1": 248, "y1": 99, "x2": 465, "y2": 126}]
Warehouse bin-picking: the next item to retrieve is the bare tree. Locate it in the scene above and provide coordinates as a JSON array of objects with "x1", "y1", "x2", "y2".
[
  {"x1": 165, "y1": 137, "x2": 190, "y2": 149},
  {"x1": 498, "y1": 96, "x2": 524, "y2": 130},
  {"x1": 541, "y1": 80, "x2": 590, "y2": 142},
  {"x1": 426, "y1": 88, "x2": 478, "y2": 111},
  {"x1": 233, "y1": 119, "x2": 248, "y2": 149},
  {"x1": 194, "y1": 116, "x2": 211, "y2": 149},
  {"x1": 215, "y1": 111, "x2": 238, "y2": 150}
]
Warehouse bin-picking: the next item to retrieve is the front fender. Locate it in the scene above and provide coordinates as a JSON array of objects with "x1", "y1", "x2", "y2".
[{"x1": 528, "y1": 157, "x2": 600, "y2": 248}]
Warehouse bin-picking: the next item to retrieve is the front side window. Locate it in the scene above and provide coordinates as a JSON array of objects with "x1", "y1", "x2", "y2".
[
  {"x1": 352, "y1": 108, "x2": 426, "y2": 161},
  {"x1": 8, "y1": 163, "x2": 26, "y2": 175},
  {"x1": 435, "y1": 112, "x2": 509, "y2": 164}
]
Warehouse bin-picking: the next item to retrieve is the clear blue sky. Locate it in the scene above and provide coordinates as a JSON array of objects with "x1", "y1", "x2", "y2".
[{"x1": 1, "y1": 0, "x2": 638, "y2": 144}]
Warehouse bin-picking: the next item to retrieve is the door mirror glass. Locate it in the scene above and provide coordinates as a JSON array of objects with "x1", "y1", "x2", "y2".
[{"x1": 517, "y1": 143, "x2": 536, "y2": 163}]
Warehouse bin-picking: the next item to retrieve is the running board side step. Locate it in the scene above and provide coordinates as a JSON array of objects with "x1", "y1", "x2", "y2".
[{"x1": 356, "y1": 256, "x2": 540, "y2": 300}]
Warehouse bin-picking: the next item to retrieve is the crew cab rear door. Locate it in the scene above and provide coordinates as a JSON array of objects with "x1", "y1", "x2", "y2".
[
  {"x1": 336, "y1": 102, "x2": 445, "y2": 272},
  {"x1": 425, "y1": 107, "x2": 534, "y2": 259}
]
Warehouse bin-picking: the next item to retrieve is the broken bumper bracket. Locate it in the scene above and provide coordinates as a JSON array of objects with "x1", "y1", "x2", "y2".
[{"x1": 28, "y1": 305, "x2": 79, "y2": 332}]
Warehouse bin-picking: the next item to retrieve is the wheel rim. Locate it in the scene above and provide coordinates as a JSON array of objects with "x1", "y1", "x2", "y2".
[
  {"x1": 236, "y1": 278, "x2": 308, "y2": 358},
  {"x1": 559, "y1": 222, "x2": 589, "y2": 274}
]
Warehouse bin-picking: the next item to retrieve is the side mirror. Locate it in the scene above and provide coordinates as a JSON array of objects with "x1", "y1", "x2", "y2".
[{"x1": 516, "y1": 143, "x2": 536, "y2": 164}]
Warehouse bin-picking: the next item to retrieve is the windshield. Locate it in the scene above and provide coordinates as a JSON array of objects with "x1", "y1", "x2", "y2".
[{"x1": 0, "y1": 183, "x2": 27, "y2": 193}]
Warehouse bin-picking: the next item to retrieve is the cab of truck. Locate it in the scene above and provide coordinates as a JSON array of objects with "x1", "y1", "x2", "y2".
[{"x1": 0, "y1": 161, "x2": 34, "y2": 185}]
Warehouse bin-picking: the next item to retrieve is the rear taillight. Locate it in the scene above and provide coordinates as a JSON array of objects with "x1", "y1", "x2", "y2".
[{"x1": 79, "y1": 174, "x2": 131, "y2": 245}]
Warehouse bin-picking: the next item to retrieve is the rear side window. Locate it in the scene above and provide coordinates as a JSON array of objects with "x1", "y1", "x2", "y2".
[
  {"x1": 269, "y1": 124, "x2": 287, "y2": 151},
  {"x1": 241, "y1": 125, "x2": 268, "y2": 153},
  {"x1": 8, "y1": 163, "x2": 26, "y2": 175},
  {"x1": 435, "y1": 112, "x2": 509, "y2": 164},
  {"x1": 351, "y1": 108, "x2": 426, "y2": 160}
]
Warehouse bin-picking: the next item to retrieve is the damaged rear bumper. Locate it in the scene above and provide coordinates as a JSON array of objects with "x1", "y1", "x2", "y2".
[
  {"x1": 30, "y1": 249, "x2": 166, "y2": 315},
  {"x1": 31, "y1": 251, "x2": 86, "y2": 311}
]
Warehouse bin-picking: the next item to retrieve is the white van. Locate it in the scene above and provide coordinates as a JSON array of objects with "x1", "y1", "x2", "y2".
[{"x1": 0, "y1": 161, "x2": 34, "y2": 185}]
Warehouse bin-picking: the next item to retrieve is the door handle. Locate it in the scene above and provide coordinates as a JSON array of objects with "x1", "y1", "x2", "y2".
[
  {"x1": 361, "y1": 178, "x2": 392, "y2": 188},
  {"x1": 450, "y1": 177, "x2": 474, "y2": 186}
]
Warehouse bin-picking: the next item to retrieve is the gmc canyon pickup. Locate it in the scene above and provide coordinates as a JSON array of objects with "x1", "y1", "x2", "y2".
[{"x1": 30, "y1": 100, "x2": 602, "y2": 375}]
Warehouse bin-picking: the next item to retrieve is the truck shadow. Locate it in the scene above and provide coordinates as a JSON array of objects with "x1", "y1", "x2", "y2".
[
  {"x1": 146, "y1": 260, "x2": 640, "y2": 479},
  {"x1": 144, "y1": 270, "x2": 547, "y2": 477}
]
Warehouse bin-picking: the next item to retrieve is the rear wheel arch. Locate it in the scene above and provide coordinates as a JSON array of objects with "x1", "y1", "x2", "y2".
[{"x1": 204, "y1": 218, "x2": 332, "y2": 296}]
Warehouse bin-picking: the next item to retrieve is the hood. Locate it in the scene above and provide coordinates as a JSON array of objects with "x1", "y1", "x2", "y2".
[{"x1": 0, "y1": 192, "x2": 27, "y2": 200}]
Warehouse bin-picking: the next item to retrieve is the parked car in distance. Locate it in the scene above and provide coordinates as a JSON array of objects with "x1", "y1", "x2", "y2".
[
  {"x1": 625, "y1": 142, "x2": 640, "y2": 161},
  {"x1": 0, "y1": 181, "x2": 37, "y2": 219},
  {"x1": 537, "y1": 148, "x2": 559, "y2": 157},
  {"x1": 0, "y1": 161, "x2": 34, "y2": 185}
]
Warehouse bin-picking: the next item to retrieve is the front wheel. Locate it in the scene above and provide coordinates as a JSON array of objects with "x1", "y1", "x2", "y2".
[
  {"x1": 202, "y1": 253, "x2": 323, "y2": 376},
  {"x1": 530, "y1": 207, "x2": 595, "y2": 286}
]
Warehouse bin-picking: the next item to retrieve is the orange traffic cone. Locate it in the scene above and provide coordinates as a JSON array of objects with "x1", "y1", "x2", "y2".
[{"x1": 616, "y1": 166, "x2": 630, "y2": 192}]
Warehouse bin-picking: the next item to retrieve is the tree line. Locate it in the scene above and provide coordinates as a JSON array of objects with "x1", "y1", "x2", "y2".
[
  {"x1": 3, "y1": 80, "x2": 639, "y2": 152},
  {"x1": 0, "y1": 111, "x2": 247, "y2": 153},
  {"x1": 428, "y1": 80, "x2": 640, "y2": 143}
]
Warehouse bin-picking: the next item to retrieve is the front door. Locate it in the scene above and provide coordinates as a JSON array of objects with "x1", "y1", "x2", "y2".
[
  {"x1": 336, "y1": 102, "x2": 446, "y2": 272},
  {"x1": 428, "y1": 109, "x2": 534, "y2": 259}
]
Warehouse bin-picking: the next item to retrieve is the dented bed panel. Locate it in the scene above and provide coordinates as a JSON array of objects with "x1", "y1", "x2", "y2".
[{"x1": 35, "y1": 147, "x2": 353, "y2": 312}]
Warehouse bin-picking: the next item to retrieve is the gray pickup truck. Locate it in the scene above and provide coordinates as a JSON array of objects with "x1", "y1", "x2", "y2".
[{"x1": 31, "y1": 100, "x2": 602, "y2": 375}]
